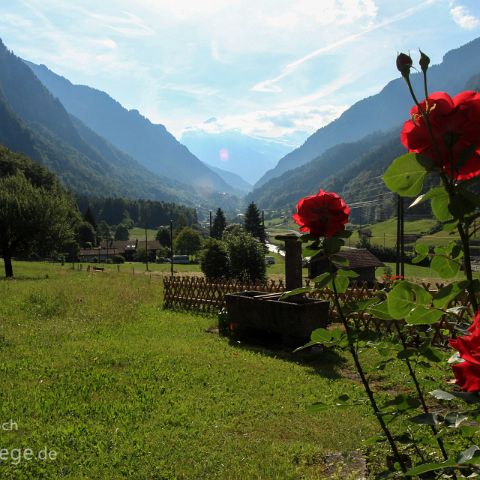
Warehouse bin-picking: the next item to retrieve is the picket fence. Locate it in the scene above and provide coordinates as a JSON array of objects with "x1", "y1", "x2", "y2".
[{"x1": 163, "y1": 276, "x2": 471, "y2": 346}]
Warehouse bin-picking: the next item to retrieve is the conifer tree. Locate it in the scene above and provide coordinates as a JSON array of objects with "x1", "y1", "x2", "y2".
[
  {"x1": 244, "y1": 202, "x2": 266, "y2": 243},
  {"x1": 211, "y1": 208, "x2": 227, "y2": 239},
  {"x1": 83, "y1": 206, "x2": 97, "y2": 231}
]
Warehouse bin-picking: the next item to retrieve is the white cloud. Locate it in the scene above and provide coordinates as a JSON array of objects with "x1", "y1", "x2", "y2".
[
  {"x1": 450, "y1": 4, "x2": 480, "y2": 29},
  {"x1": 185, "y1": 103, "x2": 347, "y2": 142},
  {"x1": 252, "y1": 0, "x2": 437, "y2": 93}
]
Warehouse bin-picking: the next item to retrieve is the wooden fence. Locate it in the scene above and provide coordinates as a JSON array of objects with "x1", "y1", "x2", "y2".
[{"x1": 163, "y1": 276, "x2": 471, "y2": 346}]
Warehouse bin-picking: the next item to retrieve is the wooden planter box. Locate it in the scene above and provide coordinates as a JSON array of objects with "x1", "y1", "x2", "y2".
[{"x1": 225, "y1": 291, "x2": 330, "y2": 346}]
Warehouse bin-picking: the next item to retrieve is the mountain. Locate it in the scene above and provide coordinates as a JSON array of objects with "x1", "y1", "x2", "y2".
[
  {"x1": 255, "y1": 37, "x2": 480, "y2": 188},
  {"x1": 0, "y1": 39, "x2": 199, "y2": 203},
  {"x1": 25, "y1": 61, "x2": 235, "y2": 196},
  {"x1": 209, "y1": 165, "x2": 252, "y2": 195},
  {"x1": 180, "y1": 129, "x2": 293, "y2": 184},
  {"x1": 249, "y1": 69, "x2": 480, "y2": 224}
]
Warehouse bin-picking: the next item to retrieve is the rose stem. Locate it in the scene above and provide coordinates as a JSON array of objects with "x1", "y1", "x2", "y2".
[
  {"x1": 331, "y1": 278, "x2": 407, "y2": 473},
  {"x1": 393, "y1": 321, "x2": 449, "y2": 461}
]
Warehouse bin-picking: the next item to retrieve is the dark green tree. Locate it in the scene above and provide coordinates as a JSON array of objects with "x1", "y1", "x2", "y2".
[
  {"x1": 156, "y1": 227, "x2": 171, "y2": 247},
  {"x1": 211, "y1": 208, "x2": 227, "y2": 239},
  {"x1": 224, "y1": 231, "x2": 266, "y2": 282},
  {"x1": 76, "y1": 222, "x2": 96, "y2": 247},
  {"x1": 174, "y1": 227, "x2": 203, "y2": 256},
  {"x1": 83, "y1": 206, "x2": 97, "y2": 231},
  {"x1": 244, "y1": 202, "x2": 266, "y2": 243},
  {"x1": 200, "y1": 239, "x2": 230, "y2": 280},
  {"x1": 0, "y1": 170, "x2": 76, "y2": 278},
  {"x1": 97, "y1": 221, "x2": 112, "y2": 246},
  {"x1": 114, "y1": 224, "x2": 129, "y2": 241}
]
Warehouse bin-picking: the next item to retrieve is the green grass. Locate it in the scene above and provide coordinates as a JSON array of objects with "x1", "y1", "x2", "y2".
[
  {"x1": 128, "y1": 227, "x2": 159, "y2": 241},
  {"x1": 0, "y1": 261, "x2": 457, "y2": 478}
]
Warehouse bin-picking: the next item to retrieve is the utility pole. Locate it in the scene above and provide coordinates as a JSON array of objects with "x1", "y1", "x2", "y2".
[
  {"x1": 209, "y1": 210, "x2": 212, "y2": 237},
  {"x1": 170, "y1": 220, "x2": 174, "y2": 277},
  {"x1": 396, "y1": 195, "x2": 405, "y2": 278},
  {"x1": 145, "y1": 219, "x2": 149, "y2": 272}
]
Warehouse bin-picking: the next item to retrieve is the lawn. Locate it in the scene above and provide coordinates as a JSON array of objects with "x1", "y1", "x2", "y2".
[{"x1": 0, "y1": 261, "x2": 454, "y2": 478}]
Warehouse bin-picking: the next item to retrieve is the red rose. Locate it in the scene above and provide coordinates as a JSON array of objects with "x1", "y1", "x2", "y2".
[
  {"x1": 449, "y1": 311, "x2": 480, "y2": 392},
  {"x1": 450, "y1": 361, "x2": 480, "y2": 392},
  {"x1": 292, "y1": 190, "x2": 350, "y2": 238},
  {"x1": 400, "y1": 91, "x2": 480, "y2": 180}
]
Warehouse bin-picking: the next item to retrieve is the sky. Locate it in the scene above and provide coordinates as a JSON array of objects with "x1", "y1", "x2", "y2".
[{"x1": 1, "y1": 0, "x2": 479, "y2": 147}]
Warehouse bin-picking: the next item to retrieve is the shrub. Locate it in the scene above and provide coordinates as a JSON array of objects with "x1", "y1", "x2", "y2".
[
  {"x1": 225, "y1": 231, "x2": 266, "y2": 282},
  {"x1": 111, "y1": 254, "x2": 125, "y2": 264},
  {"x1": 200, "y1": 239, "x2": 230, "y2": 280}
]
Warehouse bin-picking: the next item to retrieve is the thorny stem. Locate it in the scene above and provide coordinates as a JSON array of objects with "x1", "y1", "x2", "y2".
[
  {"x1": 331, "y1": 279, "x2": 407, "y2": 473},
  {"x1": 393, "y1": 322, "x2": 450, "y2": 462}
]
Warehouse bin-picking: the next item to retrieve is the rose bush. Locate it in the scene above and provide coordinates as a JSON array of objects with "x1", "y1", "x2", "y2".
[
  {"x1": 292, "y1": 189, "x2": 350, "y2": 238},
  {"x1": 400, "y1": 91, "x2": 480, "y2": 180}
]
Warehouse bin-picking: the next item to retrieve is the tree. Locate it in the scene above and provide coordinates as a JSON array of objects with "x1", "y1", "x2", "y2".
[
  {"x1": 83, "y1": 206, "x2": 97, "y2": 231},
  {"x1": 76, "y1": 222, "x2": 96, "y2": 247},
  {"x1": 156, "y1": 227, "x2": 171, "y2": 247},
  {"x1": 224, "y1": 231, "x2": 266, "y2": 282},
  {"x1": 114, "y1": 224, "x2": 129, "y2": 241},
  {"x1": 244, "y1": 202, "x2": 266, "y2": 243},
  {"x1": 174, "y1": 227, "x2": 202, "y2": 256},
  {"x1": 0, "y1": 171, "x2": 76, "y2": 278},
  {"x1": 200, "y1": 239, "x2": 230, "y2": 280},
  {"x1": 97, "y1": 221, "x2": 112, "y2": 246},
  {"x1": 211, "y1": 208, "x2": 227, "y2": 239}
]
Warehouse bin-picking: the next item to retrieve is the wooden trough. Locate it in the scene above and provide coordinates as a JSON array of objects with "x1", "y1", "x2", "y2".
[{"x1": 225, "y1": 291, "x2": 330, "y2": 346}]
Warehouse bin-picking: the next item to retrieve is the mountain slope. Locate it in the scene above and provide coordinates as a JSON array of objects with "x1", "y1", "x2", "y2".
[
  {"x1": 209, "y1": 165, "x2": 252, "y2": 195},
  {"x1": 180, "y1": 129, "x2": 292, "y2": 184},
  {"x1": 25, "y1": 61, "x2": 234, "y2": 196},
  {"x1": 0, "y1": 39, "x2": 207, "y2": 204},
  {"x1": 255, "y1": 37, "x2": 480, "y2": 188}
]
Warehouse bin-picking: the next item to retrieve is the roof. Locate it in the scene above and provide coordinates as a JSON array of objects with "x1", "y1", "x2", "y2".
[
  {"x1": 341, "y1": 248, "x2": 384, "y2": 268},
  {"x1": 312, "y1": 248, "x2": 384, "y2": 269}
]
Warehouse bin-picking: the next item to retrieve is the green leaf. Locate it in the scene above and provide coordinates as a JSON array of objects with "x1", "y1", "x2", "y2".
[
  {"x1": 307, "y1": 402, "x2": 329, "y2": 412},
  {"x1": 383, "y1": 153, "x2": 430, "y2": 197},
  {"x1": 406, "y1": 306, "x2": 443, "y2": 325},
  {"x1": 409, "y1": 186, "x2": 446, "y2": 208},
  {"x1": 330, "y1": 254, "x2": 349, "y2": 266},
  {"x1": 337, "y1": 269, "x2": 359, "y2": 278},
  {"x1": 431, "y1": 187, "x2": 453, "y2": 222},
  {"x1": 383, "y1": 394, "x2": 420, "y2": 412},
  {"x1": 405, "y1": 460, "x2": 456, "y2": 476},
  {"x1": 280, "y1": 287, "x2": 311, "y2": 300},
  {"x1": 430, "y1": 389, "x2": 456, "y2": 401},
  {"x1": 333, "y1": 274, "x2": 349, "y2": 294},
  {"x1": 387, "y1": 281, "x2": 432, "y2": 320},
  {"x1": 433, "y1": 281, "x2": 468, "y2": 309},
  {"x1": 312, "y1": 272, "x2": 333, "y2": 288},
  {"x1": 335, "y1": 229, "x2": 353, "y2": 239},
  {"x1": 457, "y1": 445, "x2": 480, "y2": 464},
  {"x1": 368, "y1": 300, "x2": 393, "y2": 320},
  {"x1": 431, "y1": 255, "x2": 460, "y2": 279},
  {"x1": 420, "y1": 345, "x2": 444, "y2": 363},
  {"x1": 323, "y1": 237, "x2": 344, "y2": 255},
  {"x1": 445, "y1": 412, "x2": 468, "y2": 428},
  {"x1": 311, "y1": 328, "x2": 335, "y2": 343},
  {"x1": 410, "y1": 413, "x2": 441, "y2": 425},
  {"x1": 415, "y1": 243, "x2": 429, "y2": 255}
]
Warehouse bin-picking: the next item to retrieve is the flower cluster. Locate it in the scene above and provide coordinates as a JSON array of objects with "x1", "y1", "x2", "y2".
[
  {"x1": 292, "y1": 190, "x2": 350, "y2": 238},
  {"x1": 449, "y1": 311, "x2": 480, "y2": 392},
  {"x1": 401, "y1": 91, "x2": 480, "y2": 180}
]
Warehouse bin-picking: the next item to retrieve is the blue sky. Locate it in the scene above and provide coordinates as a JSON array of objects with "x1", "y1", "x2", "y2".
[{"x1": 1, "y1": 0, "x2": 479, "y2": 146}]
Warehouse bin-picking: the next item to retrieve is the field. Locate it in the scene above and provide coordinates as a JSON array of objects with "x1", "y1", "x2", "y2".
[{"x1": 0, "y1": 261, "x2": 453, "y2": 479}]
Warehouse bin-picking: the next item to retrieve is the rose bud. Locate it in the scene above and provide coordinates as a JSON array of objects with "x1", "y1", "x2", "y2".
[
  {"x1": 396, "y1": 52, "x2": 413, "y2": 79},
  {"x1": 419, "y1": 50, "x2": 430, "y2": 73}
]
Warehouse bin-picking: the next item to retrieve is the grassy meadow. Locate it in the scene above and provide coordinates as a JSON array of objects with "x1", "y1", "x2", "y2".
[{"x1": 0, "y1": 261, "x2": 455, "y2": 478}]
